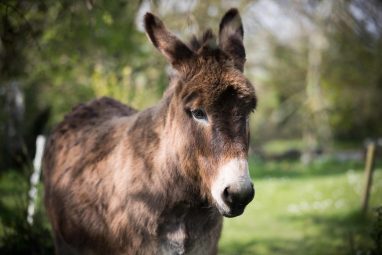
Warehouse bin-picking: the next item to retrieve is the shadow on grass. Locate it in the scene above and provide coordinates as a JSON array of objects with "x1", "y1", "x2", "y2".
[{"x1": 283, "y1": 209, "x2": 380, "y2": 255}]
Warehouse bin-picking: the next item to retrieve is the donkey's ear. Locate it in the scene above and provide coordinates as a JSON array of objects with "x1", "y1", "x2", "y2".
[
  {"x1": 219, "y1": 8, "x2": 246, "y2": 72},
  {"x1": 144, "y1": 13, "x2": 195, "y2": 70}
]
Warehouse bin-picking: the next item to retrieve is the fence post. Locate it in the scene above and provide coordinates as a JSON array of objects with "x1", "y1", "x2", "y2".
[
  {"x1": 27, "y1": 135, "x2": 46, "y2": 225},
  {"x1": 361, "y1": 141, "x2": 376, "y2": 215}
]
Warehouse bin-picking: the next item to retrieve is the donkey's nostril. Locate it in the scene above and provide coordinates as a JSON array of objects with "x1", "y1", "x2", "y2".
[
  {"x1": 223, "y1": 186, "x2": 232, "y2": 204},
  {"x1": 221, "y1": 184, "x2": 254, "y2": 211},
  {"x1": 223, "y1": 187, "x2": 229, "y2": 198}
]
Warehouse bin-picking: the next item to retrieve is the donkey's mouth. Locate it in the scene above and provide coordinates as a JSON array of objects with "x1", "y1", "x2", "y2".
[
  {"x1": 216, "y1": 204, "x2": 246, "y2": 218},
  {"x1": 222, "y1": 208, "x2": 245, "y2": 218}
]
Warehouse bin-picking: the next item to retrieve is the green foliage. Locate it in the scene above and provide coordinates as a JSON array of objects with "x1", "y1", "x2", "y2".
[
  {"x1": 0, "y1": 0, "x2": 169, "y2": 168},
  {"x1": 22, "y1": 0, "x2": 164, "y2": 125},
  {"x1": 251, "y1": 1, "x2": 382, "y2": 145},
  {"x1": 1, "y1": 0, "x2": 168, "y2": 130},
  {"x1": 323, "y1": 29, "x2": 382, "y2": 140}
]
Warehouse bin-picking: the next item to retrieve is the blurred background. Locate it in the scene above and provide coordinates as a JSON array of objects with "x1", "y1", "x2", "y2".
[{"x1": 0, "y1": 0, "x2": 381, "y2": 254}]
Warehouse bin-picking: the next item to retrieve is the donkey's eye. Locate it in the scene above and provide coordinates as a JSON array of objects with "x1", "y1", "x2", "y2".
[{"x1": 191, "y1": 109, "x2": 208, "y2": 122}]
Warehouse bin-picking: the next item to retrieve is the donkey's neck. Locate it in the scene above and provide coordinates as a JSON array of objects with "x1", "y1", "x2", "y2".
[
  {"x1": 121, "y1": 96, "x2": 210, "y2": 235},
  {"x1": 126, "y1": 95, "x2": 198, "y2": 201}
]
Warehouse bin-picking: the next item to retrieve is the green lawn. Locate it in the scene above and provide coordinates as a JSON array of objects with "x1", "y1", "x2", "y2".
[
  {"x1": 0, "y1": 158, "x2": 381, "y2": 254},
  {"x1": 219, "y1": 158, "x2": 382, "y2": 255}
]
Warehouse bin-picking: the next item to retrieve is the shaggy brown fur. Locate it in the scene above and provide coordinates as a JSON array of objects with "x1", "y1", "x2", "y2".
[{"x1": 44, "y1": 8, "x2": 256, "y2": 255}]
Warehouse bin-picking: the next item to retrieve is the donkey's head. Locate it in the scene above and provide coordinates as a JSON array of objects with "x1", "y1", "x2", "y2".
[{"x1": 144, "y1": 9, "x2": 256, "y2": 217}]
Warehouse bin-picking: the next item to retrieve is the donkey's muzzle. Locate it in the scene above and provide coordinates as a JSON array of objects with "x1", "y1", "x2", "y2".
[{"x1": 221, "y1": 182, "x2": 254, "y2": 217}]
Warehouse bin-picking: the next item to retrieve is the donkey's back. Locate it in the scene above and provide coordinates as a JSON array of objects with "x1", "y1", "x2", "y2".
[
  {"x1": 60, "y1": 96, "x2": 136, "y2": 128},
  {"x1": 44, "y1": 96, "x2": 137, "y2": 170}
]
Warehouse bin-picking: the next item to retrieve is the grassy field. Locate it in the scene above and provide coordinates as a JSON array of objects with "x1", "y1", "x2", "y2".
[
  {"x1": 219, "y1": 157, "x2": 382, "y2": 255},
  {"x1": 0, "y1": 157, "x2": 381, "y2": 254}
]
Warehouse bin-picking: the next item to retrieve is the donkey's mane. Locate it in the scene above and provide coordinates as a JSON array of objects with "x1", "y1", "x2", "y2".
[{"x1": 188, "y1": 29, "x2": 217, "y2": 52}]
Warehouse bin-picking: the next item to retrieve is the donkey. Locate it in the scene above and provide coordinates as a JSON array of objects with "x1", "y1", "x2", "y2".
[{"x1": 43, "y1": 8, "x2": 257, "y2": 255}]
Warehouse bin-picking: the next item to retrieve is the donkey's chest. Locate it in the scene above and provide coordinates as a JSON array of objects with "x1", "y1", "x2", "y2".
[
  {"x1": 158, "y1": 207, "x2": 222, "y2": 255},
  {"x1": 159, "y1": 221, "x2": 187, "y2": 255}
]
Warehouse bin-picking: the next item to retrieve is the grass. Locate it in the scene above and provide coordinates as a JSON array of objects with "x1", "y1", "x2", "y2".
[
  {"x1": 0, "y1": 157, "x2": 381, "y2": 254},
  {"x1": 219, "y1": 157, "x2": 382, "y2": 255}
]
